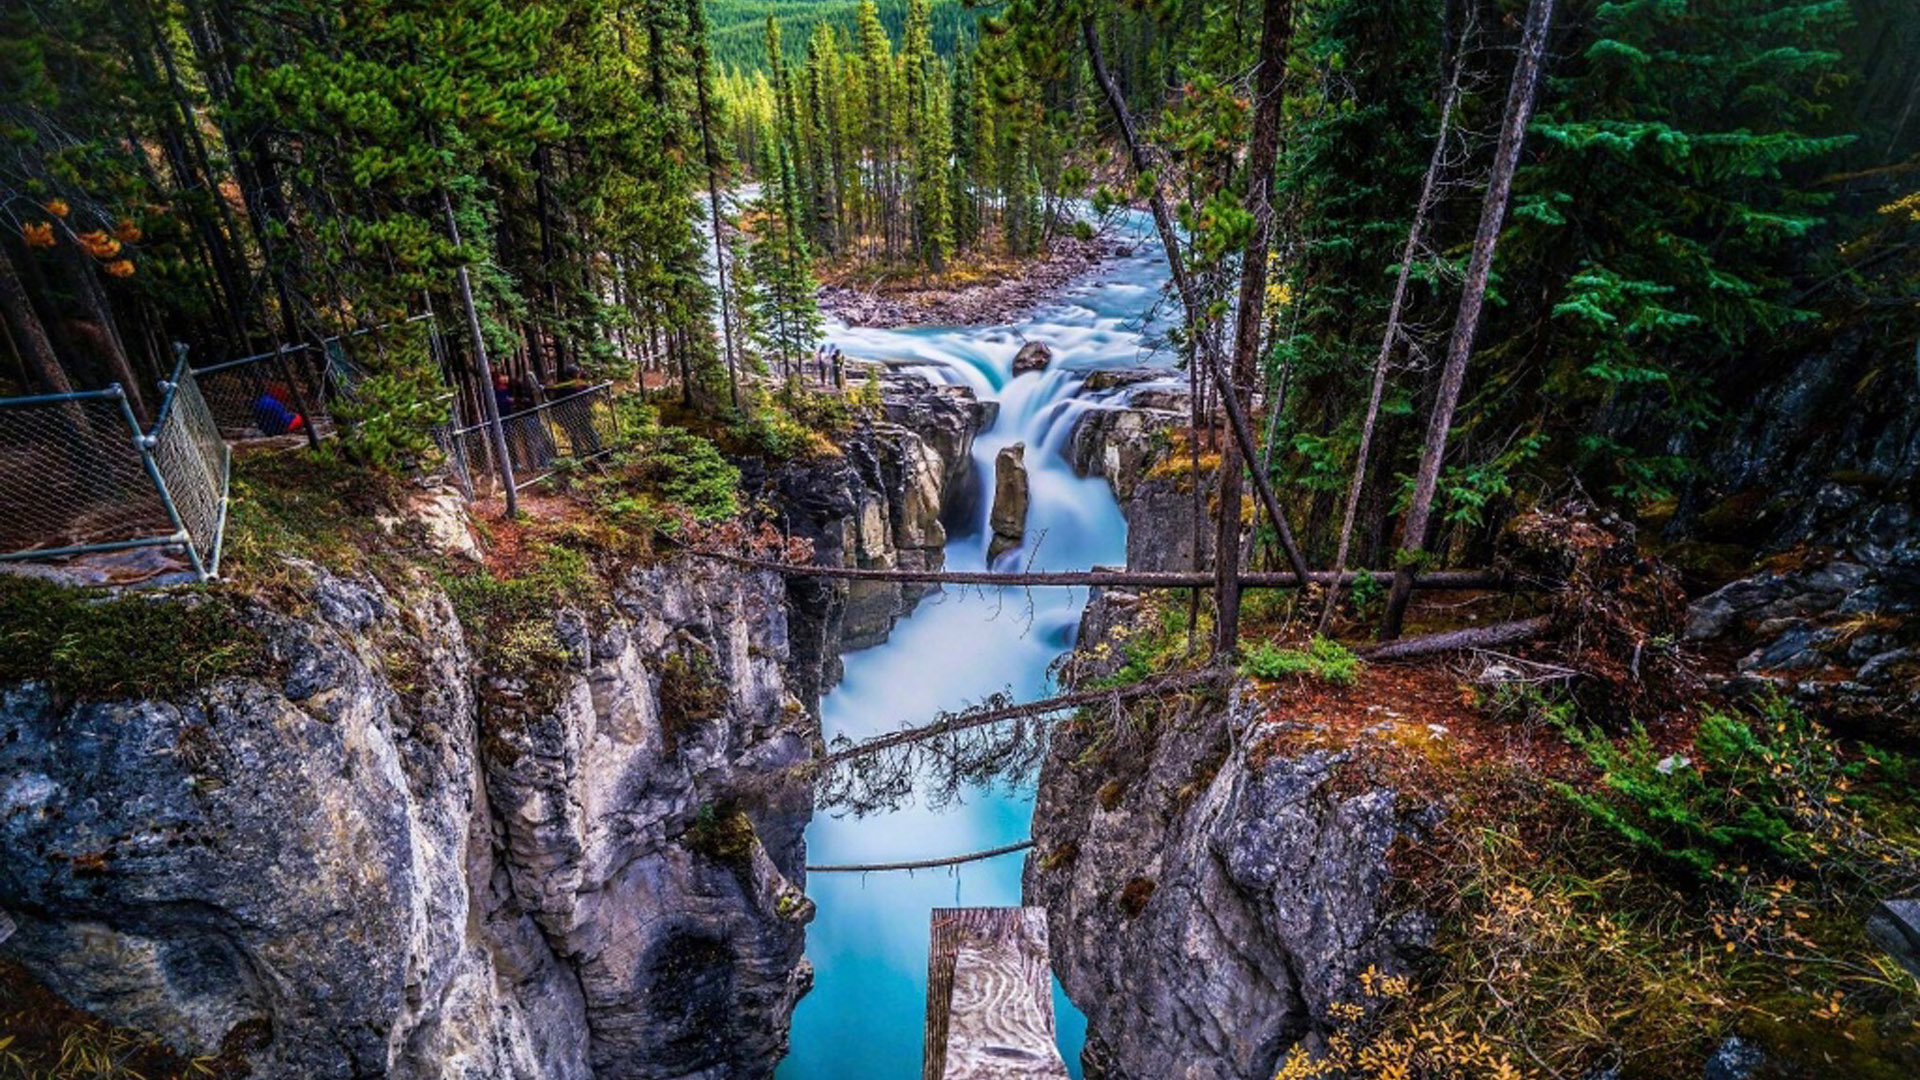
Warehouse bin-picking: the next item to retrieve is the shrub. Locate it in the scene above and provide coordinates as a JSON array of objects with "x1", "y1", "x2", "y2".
[
  {"x1": 1554, "y1": 700, "x2": 1919, "y2": 885},
  {"x1": 443, "y1": 543, "x2": 599, "y2": 679},
  {"x1": 1240, "y1": 636, "x2": 1361, "y2": 685}
]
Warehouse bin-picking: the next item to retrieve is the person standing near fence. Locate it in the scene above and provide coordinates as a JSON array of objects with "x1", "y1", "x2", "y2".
[
  {"x1": 511, "y1": 375, "x2": 554, "y2": 471},
  {"x1": 549, "y1": 364, "x2": 603, "y2": 459}
]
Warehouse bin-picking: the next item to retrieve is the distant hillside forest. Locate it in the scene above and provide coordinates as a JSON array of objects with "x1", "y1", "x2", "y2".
[{"x1": 705, "y1": 0, "x2": 979, "y2": 69}]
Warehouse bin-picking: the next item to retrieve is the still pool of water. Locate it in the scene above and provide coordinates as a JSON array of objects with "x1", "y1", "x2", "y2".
[{"x1": 779, "y1": 210, "x2": 1178, "y2": 1080}]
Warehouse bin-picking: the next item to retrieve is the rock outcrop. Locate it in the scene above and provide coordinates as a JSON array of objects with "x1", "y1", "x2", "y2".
[
  {"x1": 988, "y1": 443, "x2": 1030, "y2": 564},
  {"x1": 0, "y1": 559, "x2": 813, "y2": 1079},
  {"x1": 1067, "y1": 388, "x2": 1211, "y2": 573},
  {"x1": 1023, "y1": 590, "x2": 1433, "y2": 1080},
  {"x1": 745, "y1": 372, "x2": 984, "y2": 701},
  {"x1": 1685, "y1": 551, "x2": 1918, "y2": 744}
]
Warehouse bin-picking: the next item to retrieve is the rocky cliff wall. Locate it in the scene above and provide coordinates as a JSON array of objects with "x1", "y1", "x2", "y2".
[
  {"x1": 1024, "y1": 592, "x2": 1432, "y2": 1080},
  {"x1": 0, "y1": 374, "x2": 987, "y2": 1078},
  {"x1": 750, "y1": 374, "x2": 985, "y2": 701},
  {"x1": 1065, "y1": 375, "x2": 1207, "y2": 573},
  {"x1": 0, "y1": 557, "x2": 813, "y2": 1080}
]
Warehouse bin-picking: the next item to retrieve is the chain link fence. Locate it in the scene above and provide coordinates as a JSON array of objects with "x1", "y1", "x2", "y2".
[
  {"x1": 0, "y1": 359, "x2": 230, "y2": 581},
  {"x1": 438, "y1": 382, "x2": 621, "y2": 501},
  {"x1": 191, "y1": 315, "x2": 439, "y2": 440},
  {"x1": 192, "y1": 345, "x2": 333, "y2": 440}
]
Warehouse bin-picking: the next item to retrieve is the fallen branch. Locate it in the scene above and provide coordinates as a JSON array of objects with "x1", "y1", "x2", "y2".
[
  {"x1": 805, "y1": 840, "x2": 1034, "y2": 874},
  {"x1": 689, "y1": 550, "x2": 1507, "y2": 592},
  {"x1": 1356, "y1": 616, "x2": 1553, "y2": 662},
  {"x1": 822, "y1": 669, "x2": 1224, "y2": 768}
]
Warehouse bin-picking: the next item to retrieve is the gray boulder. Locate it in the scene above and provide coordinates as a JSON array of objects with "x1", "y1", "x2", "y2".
[{"x1": 1013, "y1": 341, "x2": 1053, "y2": 376}]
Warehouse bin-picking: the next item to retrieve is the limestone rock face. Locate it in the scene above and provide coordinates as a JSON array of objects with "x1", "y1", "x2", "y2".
[
  {"x1": 0, "y1": 560, "x2": 814, "y2": 1080},
  {"x1": 1067, "y1": 398, "x2": 1211, "y2": 574},
  {"x1": 988, "y1": 443, "x2": 1030, "y2": 564},
  {"x1": 1013, "y1": 341, "x2": 1053, "y2": 376},
  {"x1": 1025, "y1": 593, "x2": 1432, "y2": 1080},
  {"x1": 748, "y1": 372, "x2": 984, "y2": 696}
]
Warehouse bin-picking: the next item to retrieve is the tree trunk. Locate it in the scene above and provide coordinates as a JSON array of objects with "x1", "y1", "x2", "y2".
[
  {"x1": 1381, "y1": 0, "x2": 1556, "y2": 640},
  {"x1": 1081, "y1": 13, "x2": 1315, "y2": 614},
  {"x1": 1319, "y1": 61, "x2": 1463, "y2": 633},
  {"x1": 1214, "y1": 0, "x2": 1295, "y2": 659},
  {"x1": 441, "y1": 188, "x2": 518, "y2": 516},
  {"x1": 688, "y1": 0, "x2": 742, "y2": 410},
  {"x1": 0, "y1": 245, "x2": 76, "y2": 397}
]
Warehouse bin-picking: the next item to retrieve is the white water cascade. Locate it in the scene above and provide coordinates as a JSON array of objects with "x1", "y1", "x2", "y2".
[{"x1": 780, "y1": 210, "x2": 1180, "y2": 1080}]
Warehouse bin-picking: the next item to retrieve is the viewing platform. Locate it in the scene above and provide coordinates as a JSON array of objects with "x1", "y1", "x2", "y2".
[{"x1": 924, "y1": 907, "x2": 1071, "y2": 1080}]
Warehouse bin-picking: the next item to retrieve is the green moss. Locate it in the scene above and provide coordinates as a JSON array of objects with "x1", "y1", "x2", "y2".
[
  {"x1": 1117, "y1": 876, "x2": 1156, "y2": 918},
  {"x1": 656, "y1": 642, "x2": 727, "y2": 753},
  {"x1": 0, "y1": 576, "x2": 266, "y2": 699},
  {"x1": 221, "y1": 451, "x2": 405, "y2": 585},
  {"x1": 683, "y1": 802, "x2": 757, "y2": 866}
]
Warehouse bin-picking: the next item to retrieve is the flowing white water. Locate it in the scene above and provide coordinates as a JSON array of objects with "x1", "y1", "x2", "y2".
[{"x1": 779, "y1": 211, "x2": 1179, "y2": 1080}]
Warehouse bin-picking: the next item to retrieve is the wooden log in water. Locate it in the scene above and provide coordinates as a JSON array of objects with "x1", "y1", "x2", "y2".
[
  {"x1": 686, "y1": 550, "x2": 1508, "y2": 592},
  {"x1": 925, "y1": 907, "x2": 1070, "y2": 1080},
  {"x1": 807, "y1": 840, "x2": 1034, "y2": 874}
]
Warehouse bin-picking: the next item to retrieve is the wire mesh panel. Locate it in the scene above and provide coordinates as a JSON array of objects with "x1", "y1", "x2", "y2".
[
  {"x1": 150, "y1": 365, "x2": 231, "y2": 576},
  {"x1": 440, "y1": 382, "x2": 621, "y2": 497},
  {"x1": 0, "y1": 390, "x2": 173, "y2": 559}
]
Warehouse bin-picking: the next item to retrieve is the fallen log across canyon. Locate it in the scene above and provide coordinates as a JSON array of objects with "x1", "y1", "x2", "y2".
[
  {"x1": 688, "y1": 551, "x2": 1508, "y2": 592},
  {"x1": 819, "y1": 670, "x2": 1226, "y2": 769},
  {"x1": 806, "y1": 840, "x2": 1036, "y2": 874}
]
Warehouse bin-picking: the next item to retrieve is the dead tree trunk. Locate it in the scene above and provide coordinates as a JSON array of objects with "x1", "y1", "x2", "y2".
[
  {"x1": 1215, "y1": 0, "x2": 1296, "y2": 658},
  {"x1": 1319, "y1": 60, "x2": 1463, "y2": 633},
  {"x1": 1082, "y1": 13, "x2": 1316, "y2": 610},
  {"x1": 441, "y1": 188, "x2": 519, "y2": 517},
  {"x1": 1381, "y1": 0, "x2": 1556, "y2": 640}
]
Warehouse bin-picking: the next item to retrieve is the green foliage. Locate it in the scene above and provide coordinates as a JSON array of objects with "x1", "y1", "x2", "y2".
[
  {"x1": 1555, "y1": 700, "x2": 1919, "y2": 883},
  {"x1": 657, "y1": 643, "x2": 729, "y2": 752},
  {"x1": 683, "y1": 800, "x2": 757, "y2": 864},
  {"x1": 1239, "y1": 636, "x2": 1361, "y2": 685},
  {"x1": 329, "y1": 330, "x2": 450, "y2": 473},
  {"x1": 0, "y1": 577, "x2": 265, "y2": 699}
]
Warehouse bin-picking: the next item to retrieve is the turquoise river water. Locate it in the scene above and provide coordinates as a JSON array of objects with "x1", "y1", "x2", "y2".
[{"x1": 779, "y1": 210, "x2": 1180, "y2": 1080}]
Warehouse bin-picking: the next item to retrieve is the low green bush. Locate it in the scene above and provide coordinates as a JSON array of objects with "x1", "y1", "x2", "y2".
[{"x1": 1239, "y1": 636, "x2": 1361, "y2": 685}]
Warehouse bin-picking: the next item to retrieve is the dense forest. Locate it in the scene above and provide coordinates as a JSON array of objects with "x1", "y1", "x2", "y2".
[
  {"x1": 718, "y1": 0, "x2": 1919, "y2": 607},
  {"x1": 0, "y1": 0, "x2": 1911, "y2": 617},
  {"x1": 3, "y1": 1, "x2": 1920, "y2": 1078},
  {"x1": 705, "y1": 0, "x2": 977, "y2": 70}
]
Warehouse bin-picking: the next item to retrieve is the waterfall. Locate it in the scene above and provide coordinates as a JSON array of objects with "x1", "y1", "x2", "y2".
[{"x1": 781, "y1": 211, "x2": 1175, "y2": 1080}]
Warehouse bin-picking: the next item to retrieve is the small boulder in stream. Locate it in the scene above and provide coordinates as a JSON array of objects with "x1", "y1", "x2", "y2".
[
  {"x1": 1012, "y1": 340, "x2": 1052, "y2": 376},
  {"x1": 988, "y1": 443, "x2": 1030, "y2": 563}
]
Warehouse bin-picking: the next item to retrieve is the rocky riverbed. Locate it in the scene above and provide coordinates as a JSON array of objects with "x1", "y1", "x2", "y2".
[{"x1": 819, "y1": 234, "x2": 1122, "y2": 328}]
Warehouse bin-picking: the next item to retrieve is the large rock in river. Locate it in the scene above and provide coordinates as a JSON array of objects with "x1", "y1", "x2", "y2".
[
  {"x1": 989, "y1": 443, "x2": 1030, "y2": 564},
  {"x1": 1013, "y1": 341, "x2": 1053, "y2": 376}
]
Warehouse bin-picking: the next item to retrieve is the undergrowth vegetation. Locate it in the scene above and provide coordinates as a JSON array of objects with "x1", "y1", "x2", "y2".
[
  {"x1": 1240, "y1": 637, "x2": 1360, "y2": 686},
  {"x1": 1296, "y1": 695, "x2": 1920, "y2": 1080},
  {"x1": 442, "y1": 543, "x2": 600, "y2": 684}
]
